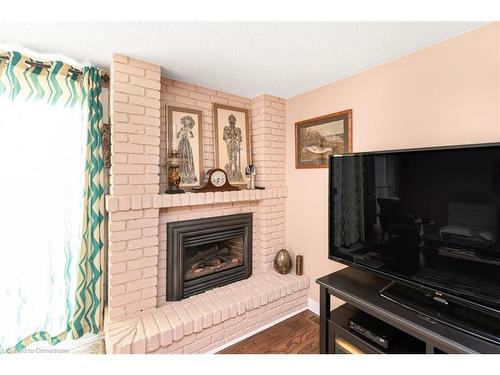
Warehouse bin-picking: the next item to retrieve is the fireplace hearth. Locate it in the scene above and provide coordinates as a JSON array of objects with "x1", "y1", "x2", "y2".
[{"x1": 166, "y1": 213, "x2": 252, "y2": 300}]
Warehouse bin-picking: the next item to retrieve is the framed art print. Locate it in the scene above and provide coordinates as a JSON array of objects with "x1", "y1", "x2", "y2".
[
  {"x1": 295, "y1": 109, "x2": 352, "y2": 168},
  {"x1": 167, "y1": 106, "x2": 204, "y2": 188},
  {"x1": 213, "y1": 103, "x2": 251, "y2": 186}
]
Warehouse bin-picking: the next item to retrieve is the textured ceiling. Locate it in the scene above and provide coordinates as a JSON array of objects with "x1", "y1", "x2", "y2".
[{"x1": 0, "y1": 22, "x2": 486, "y2": 98}]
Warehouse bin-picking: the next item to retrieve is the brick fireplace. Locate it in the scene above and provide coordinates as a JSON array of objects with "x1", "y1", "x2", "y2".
[{"x1": 104, "y1": 54, "x2": 309, "y2": 354}]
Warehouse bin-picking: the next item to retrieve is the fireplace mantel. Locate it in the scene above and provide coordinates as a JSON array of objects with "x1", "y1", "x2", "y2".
[{"x1": 105, "y1": 187, "x2": 287, "y2": 213}]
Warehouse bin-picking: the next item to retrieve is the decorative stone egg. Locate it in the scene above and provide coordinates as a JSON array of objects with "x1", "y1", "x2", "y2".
[{"x1": 273, "y1": 249, "x2": 292, "y2": 275}]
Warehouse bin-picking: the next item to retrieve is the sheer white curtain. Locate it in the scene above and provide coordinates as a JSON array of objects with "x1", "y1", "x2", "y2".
[{"x1": 0, "y1": 96, "x2": 86, "y2": 350}]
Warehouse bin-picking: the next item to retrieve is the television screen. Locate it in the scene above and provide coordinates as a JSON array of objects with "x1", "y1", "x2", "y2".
[{"x1": 329, "y1": 144, "x2": 500, "y2": 312}]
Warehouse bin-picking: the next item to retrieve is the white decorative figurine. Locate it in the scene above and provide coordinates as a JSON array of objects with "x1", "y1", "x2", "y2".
[{"x1": 245, "y1": 164, "x2": 256, "y2": 189}]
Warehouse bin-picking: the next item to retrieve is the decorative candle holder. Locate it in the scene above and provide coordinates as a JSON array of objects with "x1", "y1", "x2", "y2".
[
  {"x1": 296, "y1": 255, "x2": 303, "y2": 276},
  {"x1": 165, "y1": 150, "x2": 185, "y2": 194}
]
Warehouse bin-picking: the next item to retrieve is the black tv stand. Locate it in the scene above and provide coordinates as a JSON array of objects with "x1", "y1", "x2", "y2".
[
  {"x1": 316, "y1": 267, "x2": 500, "y2": 353},
  {"x1": 379, "y1": 280, "x2": 500, "y2": 346}
]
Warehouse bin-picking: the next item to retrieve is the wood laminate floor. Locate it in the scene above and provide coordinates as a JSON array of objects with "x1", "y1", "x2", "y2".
[{"x1": 218, "y1": 310, "x2": 319, "y2": 354}]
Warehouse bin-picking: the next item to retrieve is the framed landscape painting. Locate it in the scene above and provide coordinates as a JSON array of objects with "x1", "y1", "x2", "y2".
[
  {"x1": 295, "y1": 109, "x2": 352, "y2": 169},
  {"x1": 213, "y1": 103, "x2": 251, "y2": 186},
  {"x1": 167, "y1": 106, "x2": 203, "y2": 188}
]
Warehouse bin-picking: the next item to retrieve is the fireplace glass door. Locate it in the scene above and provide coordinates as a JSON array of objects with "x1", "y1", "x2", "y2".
[
  {"x1": 167, "y1": 213, "x2": 252, "y2": 300},
  {"x1": 184, "y1": 235, "x2": 245, "y2": 281}
]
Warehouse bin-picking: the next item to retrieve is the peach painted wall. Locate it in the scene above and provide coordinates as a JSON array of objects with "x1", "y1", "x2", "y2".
[{"x1": 285, "y1": 22, "x2": 500, "y2": 305}]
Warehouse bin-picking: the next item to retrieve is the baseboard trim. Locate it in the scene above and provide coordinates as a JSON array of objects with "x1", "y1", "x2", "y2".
[
  {"x1": 205, "y1": 306, "x2": 308, "y2": 354},
  {"x1": 307, "y1": 297, "x2": 320, "y2": 315}
]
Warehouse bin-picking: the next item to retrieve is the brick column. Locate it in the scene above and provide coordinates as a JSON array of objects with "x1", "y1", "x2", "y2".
[
  {"x1": 108, "y1": 54, "x2": 162, "y2": 320},
  {"x1": 250, "y1": 95, "x2": 286, "y2": 272},
  {"x1": 250, "y1": 95, "x2": 286, "y2": 188}
]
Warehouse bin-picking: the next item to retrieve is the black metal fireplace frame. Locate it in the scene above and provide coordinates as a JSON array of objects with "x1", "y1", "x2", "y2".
[{"x1": 166, "y1": 213, "x2": 253, "y2": 301}]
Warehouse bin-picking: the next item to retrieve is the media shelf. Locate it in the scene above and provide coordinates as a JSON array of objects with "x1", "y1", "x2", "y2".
[
  {"x1": 317, "y1": 267, "x2": 500, "y2": 354},
  {"x1": 330, "y1": 304, "x2": 426, "y2": 354}
]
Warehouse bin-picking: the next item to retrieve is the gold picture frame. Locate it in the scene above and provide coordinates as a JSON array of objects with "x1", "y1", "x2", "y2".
[
  {"x1": 295, "y1": 109, "x2": 352, "y2": 169},
  {"x1": 167, "y1": 106, "x2": 204, "y2": 188},
  {"x1": 213, "y1": 103, "x2": 251, "y2": 186}
]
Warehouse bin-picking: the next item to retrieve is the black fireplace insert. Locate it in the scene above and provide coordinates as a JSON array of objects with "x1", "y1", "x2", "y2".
[{"x1": 166, "y1": 213, "x2": 252, "y2": 300}]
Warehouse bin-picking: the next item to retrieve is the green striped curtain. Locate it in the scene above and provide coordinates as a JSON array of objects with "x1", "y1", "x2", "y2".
[
  {"x1": 69, "y1": 66, "x2": 105, "y2": 339},
  {"x1": 0, "y1": 51, "x2": 105, "y2": 351},
  {"x1": 0, "y1": 51, "x2": 82, "y2": 107}
]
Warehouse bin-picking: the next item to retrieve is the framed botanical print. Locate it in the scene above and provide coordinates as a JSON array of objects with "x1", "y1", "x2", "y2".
[
  {"x1": 167, "y1": 106, "x2": 203, "y2": 188},
  {"x1": 213, "y1": 103, "x2": 251, "y2": 186},
  {"x1": 295, "y1": 109, "x2": 352, "y2": 169}
]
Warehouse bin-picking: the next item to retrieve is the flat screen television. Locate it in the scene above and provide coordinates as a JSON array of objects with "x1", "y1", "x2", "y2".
[{"x1": 328, "y1": 143, "x2": 500, "y2": 343}]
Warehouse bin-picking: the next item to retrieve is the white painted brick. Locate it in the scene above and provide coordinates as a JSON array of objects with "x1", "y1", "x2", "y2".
[
  {"x1": 152, "y1": 309, "x2": 173, "y2": 347},
  {"x1": 107, "y1": 60, "x2": 291, "y2": 327},
  {"x1": 162, "y1": 306, "x2": 184, "y2": 341}
]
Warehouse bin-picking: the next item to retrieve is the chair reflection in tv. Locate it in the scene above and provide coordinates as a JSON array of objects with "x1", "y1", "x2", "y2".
[
  {"x1": 439, "y1": 201, "x2": 497, "y2": 250},
  {"x1": 377, "y1": 197, "x2": 422, "y2": 244}
]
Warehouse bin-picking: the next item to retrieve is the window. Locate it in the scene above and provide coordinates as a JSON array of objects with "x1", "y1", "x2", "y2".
[{"x1": 0, "y1": 95, "x2": 86, "y2": 350}]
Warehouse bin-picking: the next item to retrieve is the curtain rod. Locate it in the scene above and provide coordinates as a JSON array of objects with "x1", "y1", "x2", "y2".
[{"x1": 0, "y1": 55, "x2": 109, "y2": 83}]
